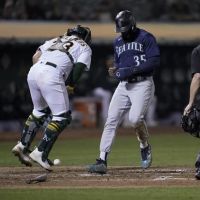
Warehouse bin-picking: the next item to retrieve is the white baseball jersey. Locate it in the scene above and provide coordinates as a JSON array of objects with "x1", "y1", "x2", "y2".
[
  {"x1": 38, "y1": 35, "x2": 92, "y2": 80},
  {"x1": 27, "y1": 35, "x2": 92, "y2": 119}
]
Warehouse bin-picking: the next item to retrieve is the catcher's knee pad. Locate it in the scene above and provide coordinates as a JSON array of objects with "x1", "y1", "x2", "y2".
[
  {"x1": 50, "y1": 110, "x2": 72, "y2": 131},
  {"x1": 39, "y1": 111, "x2": 71, "y2": 161},
  {"x1": 26, "y1": 112, "x2": 48, "y2": 127},
  {"x1": 32, "y1": 107, "x2": 51, "y2": 118}
]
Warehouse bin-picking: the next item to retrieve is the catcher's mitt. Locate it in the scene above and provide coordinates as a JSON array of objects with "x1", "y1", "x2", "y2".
[{"x1": 181, "y1": 106, "x2": 200, "y2": 138}]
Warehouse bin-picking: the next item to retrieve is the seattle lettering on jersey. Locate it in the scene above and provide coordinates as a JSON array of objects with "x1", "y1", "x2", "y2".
[{"x1": 115, "y1": 42, "x2": 144, "y2": 57}]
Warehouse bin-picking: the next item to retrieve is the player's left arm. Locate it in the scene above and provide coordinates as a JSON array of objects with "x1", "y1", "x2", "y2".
[
  {"x1": 66, "y1": 62, "x2": 86, "y2": 94},
  {"x1": 66, "y1": 47, "x2": 92, "y2": 94},
  {"x1": 32, "y1": 38, "x2": 58, "y2": 64},
  {"x1": 116, "y1": 56, "x2": 160, "y2": 80}
]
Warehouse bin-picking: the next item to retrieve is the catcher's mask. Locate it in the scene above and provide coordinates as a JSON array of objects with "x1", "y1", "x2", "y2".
[
  {"x1": 181, "y1": 106, "x2": 200, "y2": 138},
  {"x1": 66, "y1": 25, "x2": 91, "y2": 45},
  {"x1": 115, "y1": 10, "x2": 136, "y2": 33}
]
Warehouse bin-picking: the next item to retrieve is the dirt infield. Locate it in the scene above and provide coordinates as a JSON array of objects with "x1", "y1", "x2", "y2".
[{"x1": 0, "y1": 166, "x2": 200, "y2": 188}]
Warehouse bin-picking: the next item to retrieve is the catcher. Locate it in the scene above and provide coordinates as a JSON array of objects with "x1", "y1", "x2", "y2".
[
  {"x1": 12, "y1": 25, "x2": 92, "y2": 170},
  {"x1": 182, "y1": 44, "x2": 200, "y2": 179}
]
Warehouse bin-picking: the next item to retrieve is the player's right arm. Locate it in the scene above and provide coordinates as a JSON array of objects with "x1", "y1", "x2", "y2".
[
  {"x1": 184, "y1": 45, "x2": 200, "y2": 115},
  {"x1": 184, "y1": 73, "x2": 200, "y2": 115},
  {"x1": 32, "y1": 38, "x2": 58, "y2": 64},
  {"x1": 67, "y1": 44, "x2": 92, "y2": 93}
]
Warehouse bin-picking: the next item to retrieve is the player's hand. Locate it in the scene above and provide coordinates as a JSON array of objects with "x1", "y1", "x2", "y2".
[
  {"x1": 184, "y1": 103, "x2": 192, "y2": 115},
  {"x1": 115, "y1": 67, "x2": 131, "y2": 81},
  {"x1": 108, "y1": 67, "x2": 117, "y2": 77},
  {"x1": 66, "y1": 85, "x2": 75, "y2": 95}
]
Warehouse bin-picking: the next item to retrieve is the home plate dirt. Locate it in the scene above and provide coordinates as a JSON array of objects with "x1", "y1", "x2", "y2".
[{"x1": 1, "y1": 166, "x2": 200, "y2": 188}]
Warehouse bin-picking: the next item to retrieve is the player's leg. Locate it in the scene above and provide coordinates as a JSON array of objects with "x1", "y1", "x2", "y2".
[
  {"x1": 12, "y1": 73, "x2": 49, "y2": 166},
  {"x1": 29, "y1": 111, "x2": 71, "y2": 170},
  {"x1": 145, "y1": 96, "x2": 158, "y2": 127},
  {"x1": 88, "y1": 82, "x2": 130, "y2": 174},
  {"x1": 29, "y1": 76, "x2": 71, "y2": 170},
  {"x1": 128, "y1": 77, "x2": 155, "y2": 169}
]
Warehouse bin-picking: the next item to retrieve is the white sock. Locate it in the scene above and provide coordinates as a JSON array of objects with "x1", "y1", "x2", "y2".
[
  {"x1": 140, "y1": 142, "x2": 148, "y2": 149},
  {"x1": 100, "y1": 152, "x2": 107, "y2": 161}
]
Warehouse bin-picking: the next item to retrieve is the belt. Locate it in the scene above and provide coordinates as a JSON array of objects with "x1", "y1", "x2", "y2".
[
  {"x1": 45, "y1": 62, "x2": 57, "y2": 68},
  {"x1": 127, "y1": 76, "x2": 148, "y2": 83}
]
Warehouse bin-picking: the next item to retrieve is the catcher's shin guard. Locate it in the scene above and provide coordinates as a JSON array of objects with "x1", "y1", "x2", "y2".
[
  {"x1": 21, "y1": 113, "x2": 48, "y2": 153},
  {"x1": 39, "y1": 125, "x2": 59, "y2": 162},
  {"x1": 38, "y1": 111, "x2": 71, "y2": 161}
]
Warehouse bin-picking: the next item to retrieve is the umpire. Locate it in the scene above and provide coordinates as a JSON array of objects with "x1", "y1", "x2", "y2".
[{"x1": 184, "y1": 45, "x2": 200, "y2": 179}]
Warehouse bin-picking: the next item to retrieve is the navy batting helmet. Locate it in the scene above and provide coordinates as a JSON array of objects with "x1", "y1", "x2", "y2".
[
  {"x1": 115, "y1": 10, "x2": 136, "y2": 33},
  {"x1": 67, "y1": 25, "x2": 91, "y2": 44}
]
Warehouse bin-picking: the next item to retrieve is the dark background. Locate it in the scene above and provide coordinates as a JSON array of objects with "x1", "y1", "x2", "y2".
[
  {"x1": 0, "y1": 0, "x2": 200, "y2": 127},
  {"x1": 0, "y1": 41, "x2": 195, "y2": 121}
]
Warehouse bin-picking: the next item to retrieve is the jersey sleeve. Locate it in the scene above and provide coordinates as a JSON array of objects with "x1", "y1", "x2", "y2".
[
  {"x1": 191, "y1": 45, "x2": 200, "y2": 75},
  {"x1": 143, "y1": 33, "x2": 160, "y2": 58},
  {"x1": 76, "y1": 47, "x2": 92, "y2": 71},
  {"x1": 113, "y1": 38, "x2": 120, "y2": 68}
]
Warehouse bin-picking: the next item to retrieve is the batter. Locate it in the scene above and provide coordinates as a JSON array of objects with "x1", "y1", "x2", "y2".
[{"x1": 88, "y1": 10, "x2": 160, "y2": 174}]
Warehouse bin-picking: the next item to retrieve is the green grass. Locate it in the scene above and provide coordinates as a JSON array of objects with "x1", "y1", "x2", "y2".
[
  {"x1": 1, "y1": 188, "x2": 200, "y2": 200},
  {"x1": 0, "y1": 131, "x2": 199, "y2": 167}
]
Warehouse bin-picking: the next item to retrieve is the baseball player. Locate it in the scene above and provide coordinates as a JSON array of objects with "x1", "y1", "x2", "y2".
[
  {"x1": 88, "y1": 10, "x2": 160, "y2": 174},
  {"x1": 183, "y1": 44, "x2": 200, "y2": 179},
  {"x1": 12, "y1": 25, "x2": 92, "y2": 170}
]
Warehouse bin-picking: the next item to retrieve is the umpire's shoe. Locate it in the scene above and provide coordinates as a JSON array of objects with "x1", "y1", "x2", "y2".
[
  {"x1": 12, "y1": 142, "x2": 32, "y2": 166},
  {"x1": 195, "y1": 168, "x2": 200, "y2": 180},
  {"x1": 140, "y1": 144, "x2": 152, "y2": 169},
  {"x1": 87, "y1": 159, "x2": 107, "y2": 174},
  {"x1": 29, "y1": 148, "x2": 51, "y2": 171}
]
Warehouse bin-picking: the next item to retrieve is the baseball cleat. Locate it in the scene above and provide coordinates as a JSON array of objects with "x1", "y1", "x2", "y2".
[
  {"x1": 29, "y1": 148, "x2": 51, "y2": 171},
  {"x1": 140, "y1": 144, "x2": 152, "y2": 169},
  {"x1": 87, "y1": 158, "x2": 107, "y2": 174},
  {"x1": 195, "y1": 168, "x2": 200, "y2": 180},
  {"x1": 12, "y1": 142, "x2": 32, "y2": 167}
]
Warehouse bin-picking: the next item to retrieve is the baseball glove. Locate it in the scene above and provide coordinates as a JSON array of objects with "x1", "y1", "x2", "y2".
[{"x1": 181, "y1": 106, "x2": 200, "y2": 138}]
